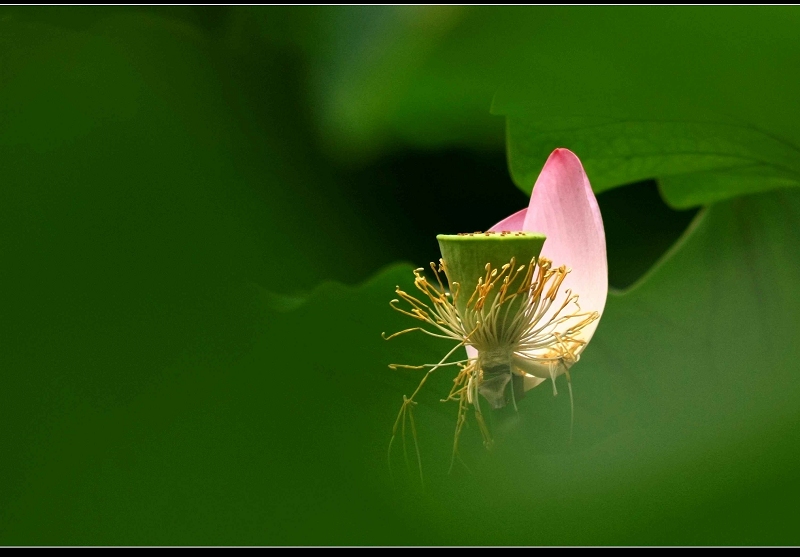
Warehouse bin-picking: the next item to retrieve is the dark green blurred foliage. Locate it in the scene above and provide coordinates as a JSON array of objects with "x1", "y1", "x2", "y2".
[{"x1": 1, "y1": 6, "x2": 799, "y2": 545}]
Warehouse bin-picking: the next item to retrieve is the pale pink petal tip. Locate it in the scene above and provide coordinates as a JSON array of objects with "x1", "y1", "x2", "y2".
[
  {"x1": 523, "y1": 148, "x2": 607, "y2": 341},
  {"x1": 489, "y1": 207, "x2": 527, "y2": 232}
]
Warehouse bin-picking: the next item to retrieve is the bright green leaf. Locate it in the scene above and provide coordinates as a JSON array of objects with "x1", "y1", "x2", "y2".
[{"x1": 498, "y1": 116, "x2": 800, "y2": 208}]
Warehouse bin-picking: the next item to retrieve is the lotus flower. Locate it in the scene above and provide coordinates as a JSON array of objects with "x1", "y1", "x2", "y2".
[
  {"x1": 385, "y1": 148, "x2": 607, "y2": 472},
  {"x1": 472, "y1": 147, "x2": 608, "y2": 395}
]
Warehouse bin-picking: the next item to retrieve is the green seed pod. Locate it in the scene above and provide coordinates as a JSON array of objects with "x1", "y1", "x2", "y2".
[
  {"x1": 436, "y1": 231, "x2": 546, "y2": 318},
  {"x1": 436, "y1": 231, "x2": 547, "y2": 409}
]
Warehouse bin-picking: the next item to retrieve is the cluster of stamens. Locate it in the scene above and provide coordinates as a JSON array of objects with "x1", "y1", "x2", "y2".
[{"x1": 384, "y1": 255, "x2": 598, "y2": 479}]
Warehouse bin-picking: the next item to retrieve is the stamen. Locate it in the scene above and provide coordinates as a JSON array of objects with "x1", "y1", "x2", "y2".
[
  {"x1": 385, "y1": 253, "x2": 599, "y2": 475},
  {"x1": 389, "y1": 360, "x2": 468, "y2": 370}
]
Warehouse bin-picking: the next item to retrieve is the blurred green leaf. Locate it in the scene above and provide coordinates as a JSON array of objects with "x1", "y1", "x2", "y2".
[
  {"x1": 0, "y1": 11, "x2": 397, "y2": 295},
  {"x1": 3, "y1": 186, "x2": 800, "y2": 544},
  {"x1": 241, "y1": 6, "x2": 800, "y2": 206},
  {"x1": 231, "y1": 6, "x2": 473, "y2": 161}
]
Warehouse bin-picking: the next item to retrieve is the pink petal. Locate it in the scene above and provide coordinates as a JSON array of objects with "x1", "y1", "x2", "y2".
[
  {"x1": 490, "y1": 207, "x2": 527, "y2": 231},
  {"x1": 490, "y1": 149, "x2": 607, "y2": 346},
  {"x1": 522, "y1": 148, "x2": 607, "y2": 343}
]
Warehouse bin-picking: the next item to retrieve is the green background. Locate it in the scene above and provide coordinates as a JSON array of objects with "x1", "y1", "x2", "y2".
[{"x1": 2, "y1": 6, "x2": 800, "y2": 545}]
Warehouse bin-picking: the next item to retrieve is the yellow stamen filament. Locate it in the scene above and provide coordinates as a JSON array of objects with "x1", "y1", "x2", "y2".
[{"x1": 385, "y1": 256, "x2": 598, "y2": 479}]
